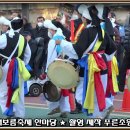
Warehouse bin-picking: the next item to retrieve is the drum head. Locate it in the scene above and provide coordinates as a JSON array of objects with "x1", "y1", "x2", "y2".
[
  {"x1": 43, "y1": 81, "x2": 61, "y2": 102},
  {"x1": 47, "y1": 59, "x2": 79, "y2": 89}
]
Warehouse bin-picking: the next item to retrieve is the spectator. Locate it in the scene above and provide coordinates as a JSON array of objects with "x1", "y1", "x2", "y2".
[
  {"x1": 70, "y1": 4, "x2": 87, "y2": 43},
  {"x1": 110, "y1": 12, "x2": 123, "y2": 70},
  {"x1": 20, "y1": 16, "x2": 33, "y2": 35},
  {"x1": 118, "y1": 14, "x2": 130, "y2": 92},
  {"x1": 10, "y1": 12, "x2": 21, "y2": 20},
  {"x1": 22, "y1": 31, "x2": 37, "y2": 71},
  {"x1": 1, "y1": 21, "x2": 10, "y2": 34},
  {"x1": 31, "y1": 16, "x2": 50, "y2": 75}
]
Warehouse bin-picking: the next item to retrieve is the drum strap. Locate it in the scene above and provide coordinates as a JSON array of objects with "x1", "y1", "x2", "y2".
[{"x1": 0, "y1": 53, "x2": 8, "y2": 59}]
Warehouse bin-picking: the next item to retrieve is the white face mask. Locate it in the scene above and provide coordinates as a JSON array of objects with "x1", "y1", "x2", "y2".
[
  {"x1": 110, "y1": 18, "x2": 116, "y2": 23},
  {"x1": 37, "y1": 22, "x2": 43, "y2": 27},
  {"x1": 48, "y1": 31, "x2": 53, "y2": 38},
  {"x1": 71, "y1": 14, "x2": 78, "y2": 20}
]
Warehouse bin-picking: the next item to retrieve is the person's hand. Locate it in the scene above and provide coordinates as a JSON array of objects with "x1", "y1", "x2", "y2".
[{"x1": 55, "y1": 40, "x2": 61, "y2": 45}]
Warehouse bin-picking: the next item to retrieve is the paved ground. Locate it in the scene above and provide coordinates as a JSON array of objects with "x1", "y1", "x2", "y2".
[
  {"x1": 1, "y1": 90, "x2": 130, "y2": 127},
  {"x1": 1, "y1": 91, "x2": 130, "y2": 118}
]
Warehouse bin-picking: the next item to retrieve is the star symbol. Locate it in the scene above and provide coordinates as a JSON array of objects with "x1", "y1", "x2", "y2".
[{"x1": 60, "y1": 120, "x2": 66, "y2": 126}]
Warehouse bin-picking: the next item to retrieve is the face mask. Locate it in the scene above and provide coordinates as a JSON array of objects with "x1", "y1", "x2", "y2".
[
  {"x1": 37, "y1": 22, "x2": 43, "y2": 27},
  {"x1": 110, "y1": 18, "x2": 116, "y2": 23},
  {"x1": 71, "y1": 14, "x2": 79, "y2": 20},
  {"x1": 48, "y1": 31, "x2": 53, "y2": 38}
]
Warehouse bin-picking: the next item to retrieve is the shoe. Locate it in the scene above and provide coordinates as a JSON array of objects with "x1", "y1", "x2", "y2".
[
  {"x1": 70, "y1": 109, "x2": 78, "y2": 114},
  {"x1": 104, "y1": 106, "x2": 114, "y2": 119},
  {"x1": 70, "y1": 109, "x2": 82, "y2": 114},
  {"x1": 15, "y1": 117, "x2": 23, "y2": 119},
  {"x1": 48, "y1": 107, "x2": 60, "y2": 115},
  {"x1": 25, "y1": 93, "x2": 31, "y2": 97},
  {"x1": 60, "y1": 112, "x2": 67, "y2": 118}
]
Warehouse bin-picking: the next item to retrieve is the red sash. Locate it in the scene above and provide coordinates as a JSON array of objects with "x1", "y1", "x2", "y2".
[{"x1": 91, "y1": 51, "x2": 107, "y2": 111}]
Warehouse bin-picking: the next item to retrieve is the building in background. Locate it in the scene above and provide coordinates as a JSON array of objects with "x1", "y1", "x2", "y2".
[
  {"x1": 0, "y1": 3, "x2": 130, "y2": 27},
  {"x1": 0, "y1": 3, "x2": 60, "y2": 28}
]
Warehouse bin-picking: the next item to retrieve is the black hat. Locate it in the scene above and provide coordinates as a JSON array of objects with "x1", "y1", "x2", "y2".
[
  {"x1": 22, "y1": 31, "x2": 31, "y2": 37},
  {"x1": 88, "y1": 5, "x2": 103, "y2": 41},
  {"x1": 88, "y1": 5, "x2": 98, "y2": 18},
  {"x1": 52, "y1": 19, "x2": 71, "y2": 41},
  {"x1": 11, "y1": 18, "x2": 23, "y2": 30},
  {"x1": 103, "y1": 6, "x2": 111, "y2": 19},
  {"x1": 52, "y1": 20, "x2": 64, "y2": 30},
  {"x1": 103, "y1": 6, "x2": 114, "y2": 36}
]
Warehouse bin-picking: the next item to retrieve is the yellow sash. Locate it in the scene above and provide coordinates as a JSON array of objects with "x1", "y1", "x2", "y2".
[
  {"x1": 93, "y1": 30, "x2": 105, "y2": 52},
  {"x1": 83, "y1": 54, "x2": 100, "y2": 113},
  {"x1": 11, "y1": 58, "x2": 30, "y2": 104},
  {"x1": 18, "y1": 35, "x2": 25, "y2": 57},
  {"x1": 83, "y1": 30, "x2": 105, "y2": 114},
  {"x1": 11, "y1": 35, "x2": 30, "y2": 104},
  {"x1": 112, "y1": 56, "x2": 119, "y2": 93}
]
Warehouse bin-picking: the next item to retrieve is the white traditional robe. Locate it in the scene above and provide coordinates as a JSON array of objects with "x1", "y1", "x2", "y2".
[{"x1": 0, "y1": 33, "x2": 31, "y2": 118}]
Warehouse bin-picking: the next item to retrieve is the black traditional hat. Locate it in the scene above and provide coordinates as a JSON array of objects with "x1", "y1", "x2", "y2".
[
  {"x1": 88, "y1": 5, "x2": 103, "y2": 41},
  {"x1": 103, "y1": 6, "x2": 114, "y2": 36},
  {"x1": 52, "y1": 20, "x2": 71, "y2": 41},
  {"x1": 11, "y1": 17, "x2": 23, "y2": 30}
]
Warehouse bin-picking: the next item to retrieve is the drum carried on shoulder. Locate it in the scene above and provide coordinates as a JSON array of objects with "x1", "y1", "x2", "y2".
[{"x1": 47, "y1": 58, "x2": 80, "y2": 89}]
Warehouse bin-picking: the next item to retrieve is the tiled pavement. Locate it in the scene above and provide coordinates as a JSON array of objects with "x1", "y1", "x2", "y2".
[{"x1": 1, "y1": 91, "x2": 130, "y2": 119}]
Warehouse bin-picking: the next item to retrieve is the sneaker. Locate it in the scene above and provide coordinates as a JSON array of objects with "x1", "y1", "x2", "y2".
[
  {"x1": 47, "y1": 107, "x2": 60, "y2": 115},
  {"x1": 70, "y1": 108, "x2": 82, "y2": 114}
]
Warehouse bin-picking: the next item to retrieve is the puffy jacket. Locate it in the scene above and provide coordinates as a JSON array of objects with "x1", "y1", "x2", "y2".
[
  {"x1": 122, "y1": 25, "x2": 130, "y2": 52},
  {"x1": 31, "y1": 25, "x2": 49, "y2": 46},
  {"x1": 20, "y1": 23, "x2": 33, "y2": 35}
]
